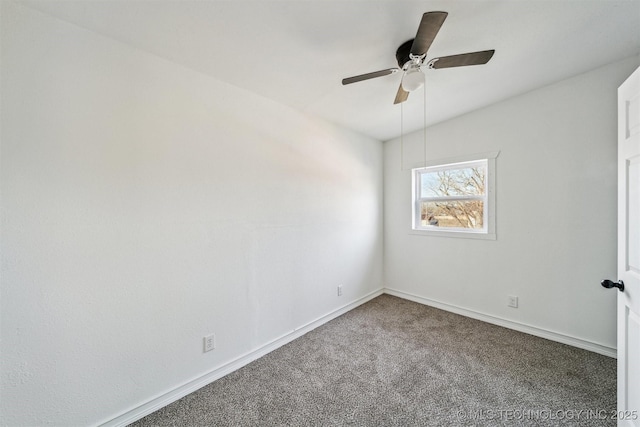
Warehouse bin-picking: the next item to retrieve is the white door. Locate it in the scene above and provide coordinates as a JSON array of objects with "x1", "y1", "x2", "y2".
[{"x1": 615, "y1": 65, "x2": 640, "y2": 426}]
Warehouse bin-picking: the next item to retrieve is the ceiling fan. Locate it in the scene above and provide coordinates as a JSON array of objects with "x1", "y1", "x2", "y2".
[{"x1": 341, "y1": 12, "x2": 495, "y2": 104}]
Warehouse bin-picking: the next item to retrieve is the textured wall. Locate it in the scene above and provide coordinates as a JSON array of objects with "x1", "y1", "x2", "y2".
[
  {"x1": 0, "y1": 3, "x2": 383, "y2": 425},
  {"x1": 384, "y1": 56, "x2": 640, "y2": 353}
]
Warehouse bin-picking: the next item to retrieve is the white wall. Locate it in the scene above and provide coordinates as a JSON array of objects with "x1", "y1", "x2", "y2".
[
  {"x1": 0, "y1": 3, "x2": 383, "y2": 425},
  {"x1": 384, "y1": 56, "x2": 640, "y2": 355}
]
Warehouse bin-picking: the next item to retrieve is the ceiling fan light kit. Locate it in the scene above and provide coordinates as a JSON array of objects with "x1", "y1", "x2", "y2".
[
  {"x1": 401, "y1": 63, "x2": 424, "y2": 92},
  {"x1": 341, "y1": 11, "x2": 495, "y2": 104}
]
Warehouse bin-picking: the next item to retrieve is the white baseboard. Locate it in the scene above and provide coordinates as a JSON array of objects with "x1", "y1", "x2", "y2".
[
  {"x1": 99, "y1": 288, "x2": 384, "y2": 427},
  {"x1": 384, "y1": 287, "x2": 617, "y2": 359},
  {"x1": 99, "y1": 286, "x2": 614, "y2": 426}
]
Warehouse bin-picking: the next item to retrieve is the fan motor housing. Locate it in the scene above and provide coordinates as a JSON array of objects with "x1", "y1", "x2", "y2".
[{"x1": 395, "y1": 39, "x2": 414, "y2": 68}]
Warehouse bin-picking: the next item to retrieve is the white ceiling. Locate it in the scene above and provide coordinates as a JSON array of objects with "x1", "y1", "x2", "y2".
[{"x1": 20, "y1": 0, "x2": 640, "y2": 141}]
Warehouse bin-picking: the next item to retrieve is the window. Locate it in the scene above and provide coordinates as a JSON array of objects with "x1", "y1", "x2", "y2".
[{"x1": 411, "y1": 153, "x2": 497, "y2": 239}]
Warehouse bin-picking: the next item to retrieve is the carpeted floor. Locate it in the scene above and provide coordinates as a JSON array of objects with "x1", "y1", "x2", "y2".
[{"x1": 130, "y1": 295, "x2": 616, "y2": 426}]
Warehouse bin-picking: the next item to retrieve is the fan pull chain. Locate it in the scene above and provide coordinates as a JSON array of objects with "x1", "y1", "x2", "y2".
[
  {"x1": 424, "y1": 78, "x2": 427, "y2": 168},
  {"x1": 400, "y1": 101, "x2": 404, "y2": 171}
]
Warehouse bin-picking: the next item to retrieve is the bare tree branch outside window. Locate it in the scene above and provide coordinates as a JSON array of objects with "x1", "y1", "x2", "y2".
[{"x1": 419, "y1": 166, "x2": 485, "y2": 229}]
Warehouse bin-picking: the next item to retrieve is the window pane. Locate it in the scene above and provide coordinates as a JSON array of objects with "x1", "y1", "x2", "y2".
[
  {"x1": 420, "y1": 200, "x2": 484, "y2": 229},
  {"x1": 420, "y1": 165, "x2": 486, "y2": 198}
]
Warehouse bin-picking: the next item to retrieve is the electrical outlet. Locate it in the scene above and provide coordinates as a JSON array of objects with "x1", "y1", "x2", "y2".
[
  {"x1": 508, "y1": 295, "x2": 518, "y2": 308},
  {"x1": 203, "y1": 334, "x2": 215, "y2": 352},
  {"x1": 337, "y1": 285, "x2": 343, "y2": 296}
]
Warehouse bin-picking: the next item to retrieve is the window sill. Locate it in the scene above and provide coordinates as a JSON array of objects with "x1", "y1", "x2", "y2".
[{"x1": 409, "y1": 228, "x2": 496, "y2": 240}]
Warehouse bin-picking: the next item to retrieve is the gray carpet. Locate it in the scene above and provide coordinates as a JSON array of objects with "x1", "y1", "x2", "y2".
[{"x1": 130, "y1": 295, "x2": 616, "y2": 426}]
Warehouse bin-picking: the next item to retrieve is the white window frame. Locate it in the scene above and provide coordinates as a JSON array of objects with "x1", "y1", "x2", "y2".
[{"x1": 411, "y1": 152, "x2": 498, "y2": 240}]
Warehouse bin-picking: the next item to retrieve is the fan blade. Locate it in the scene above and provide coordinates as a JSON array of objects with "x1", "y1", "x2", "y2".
[
  {"x1": 393, "y1": 83, "x2": 409, "y2": 104},
  {"x1": 410, "y1": 11, "x2": 448, "y2": 56},
  {"x1": 430, "y1": 50, "x2": 495, "y2": 69},
  {"x1": 342, "y1": 68, "x2": 398, "y2": 85}
]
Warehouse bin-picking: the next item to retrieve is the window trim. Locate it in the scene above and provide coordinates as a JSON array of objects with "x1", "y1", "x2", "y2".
[{"x1": 410, "y1": 151, "x2": 498, "y2": 240}]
